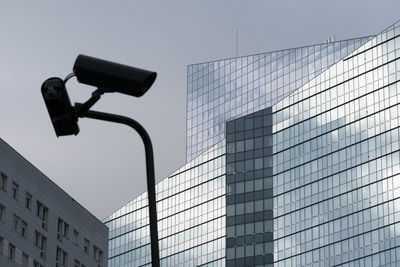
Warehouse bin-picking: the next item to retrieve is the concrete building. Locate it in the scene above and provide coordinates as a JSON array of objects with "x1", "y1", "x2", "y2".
[
  {"x1": 0, "y1": 138, "x2": 108, "y2": 267},
  {"x1": 105, "y1": 19, "x2": 400, "y2": 267}
]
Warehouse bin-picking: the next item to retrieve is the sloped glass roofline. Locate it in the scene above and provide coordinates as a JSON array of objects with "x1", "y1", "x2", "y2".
[
  {"x1": 186, "y1": 35, "x2": 374, "y2": 161},
  {"x1": 272, "y1": 19, "x2": 399, "y2": 112},
  {"x1": 102, "y1": 139, "x2": 225, "y2": 222},
  {"x1": 187, "y1": 35, "x2": 375, "y2": 67}
]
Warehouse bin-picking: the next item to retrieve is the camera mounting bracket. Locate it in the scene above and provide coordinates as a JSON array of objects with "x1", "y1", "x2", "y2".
[{"x1": 74, "y1": 87, "x2": 113, "y2": 117}]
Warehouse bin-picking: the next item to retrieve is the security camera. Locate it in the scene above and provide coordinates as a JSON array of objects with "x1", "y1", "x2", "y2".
[
  {"x1": 73, "y1": 54, "x2": 157, "y2": 97},
  {"x1": 41, "y1": 55, "x2": 157, "y2": 136},
  {"x1": 41, "y1": 77, "x2": 79, "y2": 137}
]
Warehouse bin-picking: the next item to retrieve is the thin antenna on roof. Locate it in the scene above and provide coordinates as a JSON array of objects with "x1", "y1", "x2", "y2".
[{"x1": 236, "y1": 30, "x2": 239, "y2": 57}]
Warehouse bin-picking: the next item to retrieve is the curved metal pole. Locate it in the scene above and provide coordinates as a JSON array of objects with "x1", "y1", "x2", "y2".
[{"x1": 76, "y1": 104, "x2": 160, "y2": 267}]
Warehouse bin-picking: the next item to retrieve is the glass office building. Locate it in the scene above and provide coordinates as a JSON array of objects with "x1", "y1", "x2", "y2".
[{"x1": 104, "y1": 19, "x2": 400, "y2": 266}]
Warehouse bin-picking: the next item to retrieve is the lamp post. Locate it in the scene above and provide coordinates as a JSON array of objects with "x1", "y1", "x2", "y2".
[{"x1": 41, "y1": 55, "x2": 160, "y2": 267}]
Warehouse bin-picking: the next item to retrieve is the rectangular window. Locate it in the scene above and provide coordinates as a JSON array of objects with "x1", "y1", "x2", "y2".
[
  {"x1": 11, "y1": 182, "x2": 19, "y2": 200},
  {"x1": 0, "y1": 204, "x2": 5, "y2": 222},
  {"x1": 93, "y1": 245, "x2": 103, "y2": 263},
  {"x1": 56, "y1": 247, "x2": 62, "y2": 265},
  {"x1": 73, "y1": 229, "x2": 79, "y2": 246},
  {"x1": 63, "y1": 251, "x2": 68, "y2": 266},
  {"x1": 36, "y1": 201, "x2": 41, "y2": 217},
  {"x1": 36, "y1": 201, "x2": 48, "y2": 229},
  {"x1": 57, "y1": 218, "x2": 69, "y2": 240},
  {"x1": 22, "y1": 252, "x2": 29, "y2": 267},
  {"x1": 56, "y1": 247, "x2": 67, "y2": 266},
  {"x1": 0, "y1": 172, "x2": 7, "y2": 191},
  {"x1": 20, "y1": 220, "x2": 28, "y2": 238},
  {"x1": 56, "y1": 247, "x2": 68, "y2": 267},
  {"x1": 13, "y1": 214, "x2": 19, "y2": 232},
  {"x1": 63, "y1": 222, "x2": 69, "y2": 239},
  {"x1": 25, "y1": 192, "x2": 32, "y2": 210},
  {"x1": 93, "y1": 246, "x2": 98, "y2": 261},
  {"x1": 57, "y1": 218, "x2": 63, "y2": 240},
  {"x1": 99, "y1": 249, "x2": 103, "y2": 263},
  {"x1": 8, "y1": 244, "x2": 15, "y2": 262},
  {"x1": 35, "y1": 231, "x2": 40, "y2": 247},
  {"x1": 13, "y1": 215, "x2": 27, "y2": 238},
  {"x1": 40, "y1": 236, "x2": 47, "y2": 259},
  {"x1": 35, "y1": 231, "x2": 47, "y2": 259},
  {"x1": 84, "y1": 239, "x2": 90, "y2": 254},
  {"x1": 0, "y1": 236, "x2": 3, "y2": 254},
  {"x1": 42, "y1": 206, "x2": 48, "y2": 229}
]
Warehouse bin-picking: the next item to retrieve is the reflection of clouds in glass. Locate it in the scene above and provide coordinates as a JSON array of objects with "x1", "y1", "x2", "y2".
[
  {"x1": 273, "y1": 148, "x2": 400, "y2": 262},
  {"x1": 331, "y1": 129, "x2": 339, "y2": 143},
  {"x1": 187, "y1": 37, "x2": 372, "y2": 161},
  {"x1": 272, "y1": 22, "x2": 400, "y2": 267}
]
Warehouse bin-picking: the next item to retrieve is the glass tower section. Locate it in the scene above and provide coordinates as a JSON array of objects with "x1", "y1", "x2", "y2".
[
  {"x1": 272, "y1": 20, "x2": 400, "y2": 266},
  {"x1": 187, "y1": 37, "x2": 372, "y2": 161},
  {"x1": 225, "y1": 108, "x2": 274, "y2": 266}
]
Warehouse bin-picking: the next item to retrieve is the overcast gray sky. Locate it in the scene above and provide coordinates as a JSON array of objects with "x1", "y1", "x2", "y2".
[{"x1": 1, "y1": 0, "x2": 399, "y2": 220}]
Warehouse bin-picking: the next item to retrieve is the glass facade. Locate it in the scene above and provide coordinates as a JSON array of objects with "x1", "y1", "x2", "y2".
[
  {"x1": 187, "y1": 37, "x2": 372, "y2": 161},
  {"x1": 104, "y1": 19, "x2": 400, "y2": 267},
  {"x1": 104, "y1": 141, "x2": 226, "y2": 267},
  {"x1": 272, "y1": 20, "x2": 400, "y2": 266}
]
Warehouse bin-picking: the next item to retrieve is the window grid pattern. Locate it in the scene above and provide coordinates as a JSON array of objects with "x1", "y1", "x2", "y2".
[
  {"x1": 103, "y1": 22, "x2": 400, "y2": 267},
  {"x1": 225, "y1": 109, "x2": 274, "y2": 266},
  {"x1": 187, "y1": 37, "x2": 372, "y2": 162},
  {"x1": 272, "y1": 20, "x2": 400, "y2": 266},
  {"x1": 104, "y1": 141, "x2": 227, "y2": 267}
]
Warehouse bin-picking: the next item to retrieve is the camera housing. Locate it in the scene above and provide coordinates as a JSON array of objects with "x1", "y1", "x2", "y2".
[
  {"x1": 73, "y1": 55, "x2": 157, "y2": 97},
  {"x1": 41, "y1": 77, "x2": 79, "y2": 137}
]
